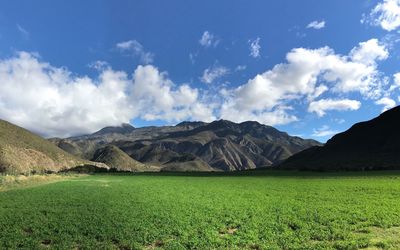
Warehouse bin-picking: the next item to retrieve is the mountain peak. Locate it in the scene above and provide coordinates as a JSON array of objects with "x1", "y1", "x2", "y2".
[
  {"x1": 208, "y1": 119, "x2": 236, "y2": 129},
  {"x1": 48, "y1": 118, "x2": 321, "y2": 172},
  {"x1": 92, "y1": 123, "x2": 135, "y2": 136},
  {"x1": 121, "y1": 123, "x2": 134, "y2": 128},
  {"x1": 175, "y1": 121, "x2": 207, "y2": 128},
  {"x1": 239, "y1": 120, "x2": 261, "y2": 126}
]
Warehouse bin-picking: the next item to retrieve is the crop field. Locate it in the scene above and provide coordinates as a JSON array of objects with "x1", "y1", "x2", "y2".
[{"x1": 1, "y1": 171, "x2": 400, "y2": 249}]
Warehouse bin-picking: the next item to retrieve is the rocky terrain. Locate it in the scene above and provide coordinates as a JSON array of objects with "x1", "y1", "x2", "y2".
[
  {"x1": 51, "y1": 120, "x2": 321, "y2": 171},
  {"x1": 91, "y1": 145, "x2": 158, "y2": 172},
  {"x1": 0, "y1": 119, "x2": 108, "y2": 174}
]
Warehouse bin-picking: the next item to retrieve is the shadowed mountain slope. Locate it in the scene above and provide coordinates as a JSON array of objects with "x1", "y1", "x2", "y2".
[{"x1": 279, "y1": 106, "x2": 400, "y2": 171}]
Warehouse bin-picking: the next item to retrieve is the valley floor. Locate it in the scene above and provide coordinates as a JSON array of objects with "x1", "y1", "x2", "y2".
[{"x1": 1, "y1": 171, "x2": 400, "y2": 249}]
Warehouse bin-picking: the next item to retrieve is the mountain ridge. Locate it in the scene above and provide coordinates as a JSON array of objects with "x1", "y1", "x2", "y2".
[
  {"x1": 279, "y1": 106, "x2": 400, "y2": 171},
  {"x1": 0, "y1": 119, "x2": 109, "y2": 174},
  {"x1": 51, "y1": 119, "x2": 321, "y2": 171}
]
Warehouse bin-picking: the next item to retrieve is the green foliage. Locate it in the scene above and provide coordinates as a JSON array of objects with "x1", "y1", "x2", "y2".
[{"x1": 1, "y1": 171, "x2": 400, "y2": 249}]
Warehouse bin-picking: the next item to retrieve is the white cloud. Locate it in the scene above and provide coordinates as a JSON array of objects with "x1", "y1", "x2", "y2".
[
  {"x1": 16, "y1": 24, "x2": 29, "y2": 39},
  {"x1": 0, "y1": 52, "x2": 134, "y2": 137},
  {"x1": 235, "y1": 65, "x2": 247, "y2": 71},
  {"x1": 220, "y1": 39, "x2": 387, "y2": 125},
  {"x1": 389, "y1": 72, "x2": 400, "y2": 92},
  {"x1": 249, "y1": 38, "x2": 261, "y2": 58},
  {"x1": 131, "y1": 65, "x2": 215, "y2": 122},
  {"x1": 363, "y1": 0, "x2": 400, "y2": 31},
  {"x1": 0, "y1": 38, "x2": 392, "y2": 137},
  {"x1": 88, "y1": 60, "x2": 110, "y2": 71},
  {"x1": 201, "y1": 65, "x2": 229, "y2": 84},
  {"x1": 307, "y1": 85, "x2": 329, "y2": 101},
  {"x1": 0, "y1": 52, "x2": 215, "y2": 137},
  {"x1": 220, "y1": 105, "x2": 298, "y2": 126},
  {"x1": 116, "y1": 40, "x2": 154, "y2": 64},
  {"x1": 308, "y1": 99, "x2": 361, "y2": 117},
  {"x1": 189, "y1": 53, "x2": 197, "y2": 64},
  {"x1": 394, "y1": 72, "x2": 400, "y2": 84},
  {"x1": 333, "y1": 118, "x2": 346, "y2": 124},
  {"x1": 306, "y1": 20, "x2": 326, "y2": 29},
  {"x1": 199, "y1": 31, "x2": 219, "y2": 48},
  {"x1": 350, "y1": 38, "x2": 389, "y2": 65},
  {"x1": 312, "y1": 125, "x2": 338, "y2": 137},
  {"x1": 323, "y1": 39, "x2": 388, "y2": 96},
  {"x1": 375, "y1": 97, "x2": 396, "y2": 112}
]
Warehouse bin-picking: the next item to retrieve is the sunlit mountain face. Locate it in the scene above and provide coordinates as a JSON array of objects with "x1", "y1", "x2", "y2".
[{"x1": 0, "y1": 0, "x2": 399, "y2": 142}]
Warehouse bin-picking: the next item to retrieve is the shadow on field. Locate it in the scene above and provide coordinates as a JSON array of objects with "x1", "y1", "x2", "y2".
[{"x1": 93, "y1": 169, "x2": 400, "y2": 178}]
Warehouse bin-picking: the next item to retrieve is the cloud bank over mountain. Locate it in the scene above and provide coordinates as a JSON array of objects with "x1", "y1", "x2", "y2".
[{"x1": 0, "y1": 36, "x2": 397, "y2": 137}]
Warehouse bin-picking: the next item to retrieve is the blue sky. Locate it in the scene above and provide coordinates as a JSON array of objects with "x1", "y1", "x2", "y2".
[{"x1": 0, "y1": 0, "x2": 399, "y2": 141}]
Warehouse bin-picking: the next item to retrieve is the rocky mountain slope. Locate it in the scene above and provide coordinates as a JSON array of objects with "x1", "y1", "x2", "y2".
[
  {"x1": 49, "y1": 122, "x2": 206, "y2": 160},
  {"x1": 52, "y1": 120, "x2": 321, "y2": 171},
  {"x1": 0, "y1": 119, "x2": 108, "y2": 174},
  {"x1": 279, "y1": 106, "x2": 400, "y2": 171},
  {"x1": 92, "y1": 145, "x2": 158, "y2": 172}
]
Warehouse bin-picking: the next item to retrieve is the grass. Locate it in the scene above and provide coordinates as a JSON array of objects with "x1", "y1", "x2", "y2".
[
  {"x1": 1, "y1": 171, "x2": 400, "y2": 249},
  {"x1": 0, "y1": 174, "x2": 77, "y2": 192}
]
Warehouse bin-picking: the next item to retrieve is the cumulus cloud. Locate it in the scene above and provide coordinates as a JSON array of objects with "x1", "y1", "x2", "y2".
[
  {"x1": 363, "y1": 0, "x2": 400, "y2": 31},
  {"x1": 312, "y1": 125, "x2": 338, "y2": 137},
  {"x1": 0, "y1": 52, "x2": 134, "y2": 137},
  {"x1": 375, "y1": 97, "x2": 396, "y2": 112},
  {"x1": 0, "y1": 38, "x2": 392, "y2": 136},
  {"x1": 220, "y1": 104, "x2": 298, "y2": 126},
  {"x1": 308, "y1": 99, "x2": 361, "y2": 117},
  {"x1": 131, "y1": 65, "x2": 215, "y2": 122},
  {"x1": 219, "y1": 39, "x2": 387, "y2": 125},
  {"x1": 325, "y1": 39, "x2": 388, "y2": 96},
  {"x1": 306, "y1": 20, "x2": 326, "y2": 29},
  {"x1": 200, "y1": 65, "x2": 229, "y2": 84},
  {"x1": 116, "y1": 40, "x2": 154, "y2": 64},
  {"x1": 199, "y1": 31, "x2": 219, "y2": 48},
  {"x1": 394, "y1": 72, "x2": 400, "y2": 84},
  {"x1": 389, "y1": 72, "x2": 400, "y2": 92},
  {"x1": 350, "y1": 38, "x2": 389, "y2": 65},
  {"x1": 249, "y1": 38, "x2": 261, "y2": 58},
  {"x1": 0, "y1": 52, "x2": 214, "y2": 137}
]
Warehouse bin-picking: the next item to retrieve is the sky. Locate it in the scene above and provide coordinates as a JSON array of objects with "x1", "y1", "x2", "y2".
[{"x1": 0, "y1": 0, "x2": 400, "y2": 141}]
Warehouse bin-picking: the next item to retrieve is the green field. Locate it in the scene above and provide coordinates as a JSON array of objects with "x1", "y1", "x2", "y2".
[{"x1": 1, "y1": 172, "x2": 400, "y2": 249}]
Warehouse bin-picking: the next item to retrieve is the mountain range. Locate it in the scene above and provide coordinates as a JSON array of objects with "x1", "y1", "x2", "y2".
[
  {"x1": 2, "y1": 106, "x2": 399, "y2": 174},
  {"x1": 49, "y1": 120, "x2": 321, "y2": 172}
]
